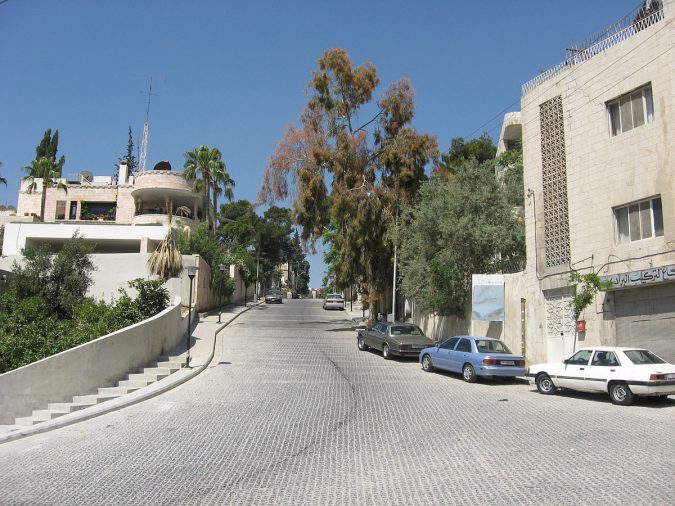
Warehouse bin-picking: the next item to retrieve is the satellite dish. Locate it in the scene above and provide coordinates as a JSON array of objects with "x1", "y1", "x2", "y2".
[{"x1": 79, "y1": 171, "x2": 94, "y2": 183}]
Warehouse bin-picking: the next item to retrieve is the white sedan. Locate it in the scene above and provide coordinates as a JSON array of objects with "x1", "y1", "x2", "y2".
[{"x1": 526, "y1": 347, "x2": 675, "y2": 406}]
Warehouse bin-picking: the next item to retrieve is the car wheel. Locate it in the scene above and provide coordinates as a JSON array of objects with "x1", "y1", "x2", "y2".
[
  {"x1": 382, "y1": 343, "x2": 391, "y2": 360},
  {"x1": 609, "y1": 382, "x2": 634, "y2": 406},
  {"x1": 358, "y1": 336, "x2": 367, "y2": 351},
  {"x1": 462, "y1": 363, "x2": 477, "y2": 383},
  {"x1": 421, "y1": 354, "x2": 434, "y2": 372},
  {"x1": 536, "y1": 373, "x2": 557, "y2": 395}
]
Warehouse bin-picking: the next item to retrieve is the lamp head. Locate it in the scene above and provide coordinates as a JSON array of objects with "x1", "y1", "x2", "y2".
[{"x1": 186, "y1": 265, "x2": 198, "y2": 278}]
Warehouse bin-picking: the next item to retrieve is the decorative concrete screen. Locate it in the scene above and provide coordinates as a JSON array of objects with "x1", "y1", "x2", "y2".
[
  {"x1": 471, "y1": 274, "x2": 505, "y2": 321},
  {"x1": 539, "y1": 95, "x2": 571, "y2": 268}
]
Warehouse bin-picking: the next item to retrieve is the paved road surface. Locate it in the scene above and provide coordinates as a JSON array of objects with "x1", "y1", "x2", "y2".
[{"x1": 1, "y1": 299, "x2": 673, "y2": 505}]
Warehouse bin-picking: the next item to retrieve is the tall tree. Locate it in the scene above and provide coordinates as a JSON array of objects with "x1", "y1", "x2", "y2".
[
  {"x1": 260, "y1": 48, "x2": 437, "y2": 321},
  {"x1": 22, "y1": 157, "x2": 67, "y2": 221},
  {"x1": 34, "y1": 128, "x2": 65, "y2": 173},
  {"x1": 210, "y1": 159, "x2": 235, "y2": 235},
  {"x1": 397, "y1": 156, "x2": 525, "y2": 316},
  {"x1": 118, "y1": 126, "x2": 138, "y2": 174},
  {"x1": 183, "y1": 145, "x2": 224, "y2": 233}
]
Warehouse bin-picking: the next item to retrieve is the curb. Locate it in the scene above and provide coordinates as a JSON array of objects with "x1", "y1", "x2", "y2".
[{"x1": 0, "y1": 304, "x2": 257, "y2": 445}]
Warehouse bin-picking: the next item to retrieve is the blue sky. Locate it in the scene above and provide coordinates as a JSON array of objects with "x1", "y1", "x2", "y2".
[{"x1": 0, "y1": 0, "x2": 641, "y2": 287}]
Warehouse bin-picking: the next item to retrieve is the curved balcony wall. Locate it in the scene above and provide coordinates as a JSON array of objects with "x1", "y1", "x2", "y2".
[
  {"x1": 131, "y1": 170, "x2": 194, "y2": 194},
  {"x1": 131, "y1": 214, "x2": 198, "y2": 227}
]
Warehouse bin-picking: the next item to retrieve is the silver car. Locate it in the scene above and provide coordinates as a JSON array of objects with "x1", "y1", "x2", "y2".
[{"x1": 323, "y1": 293, "x2": 345, "y2": 310}]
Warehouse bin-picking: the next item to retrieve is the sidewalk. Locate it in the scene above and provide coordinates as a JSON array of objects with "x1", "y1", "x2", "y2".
[
  {"x1": 344, "y1": 301, "x2": 369, "y2": 328},
  {"x1": 0, "y1": 302, "x2": 256, "y2": 444}
]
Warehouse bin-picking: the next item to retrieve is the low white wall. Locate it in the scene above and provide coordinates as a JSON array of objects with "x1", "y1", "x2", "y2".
[{"x1": 0, "y1": 301, "x2": 188, "y2": 424}]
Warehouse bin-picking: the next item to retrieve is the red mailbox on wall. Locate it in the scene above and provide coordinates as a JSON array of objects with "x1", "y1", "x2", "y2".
[{"x1": 576, "y1": 320, "x2": 587, "y2": 333}]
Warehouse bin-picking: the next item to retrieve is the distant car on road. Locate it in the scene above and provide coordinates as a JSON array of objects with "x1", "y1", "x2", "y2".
[
  {"x1": 323, "y1": 293, "x2": 345, "y2": 310},
  {"x1": 264, "y1": 290, "x2": 283, "y2": 304},
  {"x1": 291, "y1": 292, "x2": 300, "y2": 299},
  {"x1": 526, "y1": 347, "x2": 675, "y2": 406},
  {"x1": 358, "y1": 323, "x2": 434, "y2": 359},
  {"x1": 419, "y1": 336, "x2": 527, "y2": 382}
]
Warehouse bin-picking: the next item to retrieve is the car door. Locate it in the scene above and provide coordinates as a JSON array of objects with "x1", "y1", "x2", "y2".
[
  {"x1": 448, "y1": 338, "x2": 473, "y2": 373},
  {"x1": 584, "y1": 351, "x2": 622, "y2": 392},
  {"x1": 433, "y1": 337, "x2": 460, "y2": 371},
  {"x1": 366, "y1": 323, "x2": 385, "y2": 349},
  {"x1": 557, "y1": 349, "x2": 593, "y2": 391}
]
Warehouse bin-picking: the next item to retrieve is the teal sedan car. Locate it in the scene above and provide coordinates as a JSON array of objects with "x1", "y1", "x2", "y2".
[{"x1": 419, "y1": 336, "x2": 527, "y2": 382}]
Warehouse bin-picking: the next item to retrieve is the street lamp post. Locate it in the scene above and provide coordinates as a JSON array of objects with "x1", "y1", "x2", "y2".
[
  {"x1": 218, "y1": 263, "x2": 225, "y2": 323},
  {"x1": 185, "y1": 265, "x2": 198, "y2": 368}
]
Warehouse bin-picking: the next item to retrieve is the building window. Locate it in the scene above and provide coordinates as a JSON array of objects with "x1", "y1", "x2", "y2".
[
  {"x1": 607, "y1": 84, "x2": 653, "y2": 136},
  {"x1": 55, "y1": 201, "x2": 66, "y2": 220},
  {"x1": 69, "y1": 202, "x2": 78, "y2": 220},
  {"x1": 614, "y1": 197, "x2": 664, "y2": 244}
]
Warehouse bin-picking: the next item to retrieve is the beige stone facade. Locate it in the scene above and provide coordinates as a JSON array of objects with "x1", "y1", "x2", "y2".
[
  {"x1": 15, "y1": 162, "x2": 202, "y2": 226},
  {"x1": 514, "y1": 0, "x2": 675, "y2": 363}
]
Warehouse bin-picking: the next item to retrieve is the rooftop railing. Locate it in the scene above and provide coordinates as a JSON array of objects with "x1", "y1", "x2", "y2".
[{"x1": 522, "y1": 2, "x2": 664, "y2": 94}]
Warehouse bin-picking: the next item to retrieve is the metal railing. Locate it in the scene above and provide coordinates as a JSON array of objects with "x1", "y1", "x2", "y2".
[{"x1": 522, "y1": 6, "x2": 664, "y2": 94}]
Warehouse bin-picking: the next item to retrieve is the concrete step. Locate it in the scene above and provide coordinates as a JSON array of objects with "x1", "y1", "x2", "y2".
[
  {"x1": 98, "y1": 386, "x2": 140, "y2": 396},
  {"x1": 141, "y1": 365, "x2": 180, "y2": 375},
  {"x1": 151, "y1": 358, "x2": 184, "y2": 366},
  {"x1": 14, "y1": 416, "x2": 39, "y2": 427},
  {"x1": 126, "y1": 372, "x2": 169, "y2": 383},
  {"x1": 72, "y1": 394, "x2": 106, "y2": 404},
  {"x1": 31, "y1": 409, "x2": 69, "y2": 422},
  {"x1": 48, "y1": 402, "x2": 91, "y2": 414},
  {"x1": 118, "y1": 378, "x2": 152, "y2": 388}
]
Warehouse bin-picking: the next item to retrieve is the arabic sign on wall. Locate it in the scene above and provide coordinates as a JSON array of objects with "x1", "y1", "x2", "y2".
[{"x1": 600, "y1": 264, "x2": 675, "y2": 289}]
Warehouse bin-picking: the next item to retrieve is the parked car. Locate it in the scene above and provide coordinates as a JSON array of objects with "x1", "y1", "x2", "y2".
[
  {"x1": 358, "y1": 323, "x2": 434, "y2": 359},
  {"x1": 419, "y1": 336, "x2": 527, "y2": 382},
  {"x1": 526, "y1": 347, "x2": 675, "y2": 406},
  {"x1": 291, "y1": 292, "x2": 300, "y2": 299},
  {"x1": 264, "y1": 290, "x2": 283, "y2": 304},
  {"x1": 323, "y1": 293, "x2": 345, "y2": 310}
]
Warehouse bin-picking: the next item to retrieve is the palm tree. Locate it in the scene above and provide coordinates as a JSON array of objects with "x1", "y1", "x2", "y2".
[
  {"x1": 183, "y1": 145, "x2": 223, "y2": 233},
  {"x1": 211, "y1": 160, "x2": 235, "y2": 234},
  {"x1": 22, "y1": 156, "x2": 67, "y2": 221}
]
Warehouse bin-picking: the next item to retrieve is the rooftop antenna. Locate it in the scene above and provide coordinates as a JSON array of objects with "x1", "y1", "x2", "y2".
[{"x1": 138, "y1": 77, "x2": 159, "y2": 172}]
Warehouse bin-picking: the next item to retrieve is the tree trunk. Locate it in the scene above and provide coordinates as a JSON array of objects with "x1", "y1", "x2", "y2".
[{"x1": 40, "y1": 185, "x2": 48, "y2": 222}]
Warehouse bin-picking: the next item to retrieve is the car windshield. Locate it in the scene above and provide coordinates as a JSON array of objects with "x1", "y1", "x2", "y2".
[
  {"x1": 475, "y1": 340, "x2": 512, "y2": 354},
  {"x1": 623, "y1": 350, "x2": 666, "y2": 365},
  {"x1": 390, "y1": 325, "x2": 423, "y2": 336},
  {"x1": 267, "y1": 291, "x2": 280, "y2": 295},
  {"x1": 327, "y1": 295, "x2": 343, "y2": 300}
]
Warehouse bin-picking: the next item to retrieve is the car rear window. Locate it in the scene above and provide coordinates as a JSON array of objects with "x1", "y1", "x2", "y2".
[
  {"x1": 623, "y1": 350, "x2": 666, "y2": 365},
  {"x1": 475, "y1": 340, "x2": 512, "y2": 354},
  {"x1": 390, "y1": 325, "x2": 423, "y2": 336}
]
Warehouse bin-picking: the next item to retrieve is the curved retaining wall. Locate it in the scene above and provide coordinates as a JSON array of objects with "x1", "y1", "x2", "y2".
[{"x1": 0, "y1": 301, "x2": 188, "y2": 424}]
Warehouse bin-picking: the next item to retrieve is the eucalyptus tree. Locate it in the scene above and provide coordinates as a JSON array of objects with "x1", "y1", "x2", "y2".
[
  {"x1": 22, "y1": 156, "x2": 67, "y2": 221},
  {"x1": 260, "y1": 48, "x2": 437, "y2": 321},
  {"x1": 183, "y1": 145, "x2": 225, "y2": 233}
]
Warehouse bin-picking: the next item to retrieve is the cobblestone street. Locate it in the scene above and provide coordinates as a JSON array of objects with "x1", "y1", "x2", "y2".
[{"x1": 1, "y1": 299, "x2": 673, "y2": 505}]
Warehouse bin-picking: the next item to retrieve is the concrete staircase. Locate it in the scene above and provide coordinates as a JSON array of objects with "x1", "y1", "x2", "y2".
[{"x1": 14, "y1": 354, "x2": 186, "y2": 427}]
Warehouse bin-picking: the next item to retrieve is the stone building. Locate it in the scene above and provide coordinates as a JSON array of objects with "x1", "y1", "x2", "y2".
[{"x1": 509, "y1": 0, "x2": 674, "y2": 363}]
